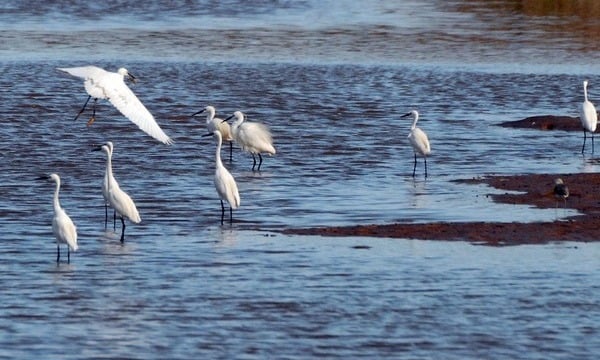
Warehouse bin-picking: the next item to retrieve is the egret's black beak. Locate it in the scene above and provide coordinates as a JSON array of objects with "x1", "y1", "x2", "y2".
[
  {"x1": 127, "y1": 72, "x2": 137, "y2": 84},
  {"x1": 401, "y1": 112, "x2": 412, "y2": 118},
  {"x1": 91, "y1": 144, "x2": 103, "y2": 152},
  {"x1": 36, "y1": 175, "x2": 50, "y2": 181},
  {"x1": 191, "y1": 109, "x2": 206, "y2": 117},
  {"x1": 222, "y1": 114, "x2": 234, "y2": 123},
  {"x1": 202, "y1": 132, "x2": 213, "y2": 137}
]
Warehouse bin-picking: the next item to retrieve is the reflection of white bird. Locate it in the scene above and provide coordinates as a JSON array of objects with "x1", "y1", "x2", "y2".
[
  {"x1": 94, "y1": 143, "x2": 141, "y2": 242},
  {"x1": 402, "y1": 110, "x2": 431, "y2": 177},
  {"x1": 39, "y1": 173, "x2": 78, "y2": 263},
  {"x1": 224, "y1": 111, "x2": 276, "y2": 171},
  {"x1": 191, "y1": 105, "x2": 234, "y2": 160},
  {"x1": 210, "y1": 130, "x2": 240, "y2": 224},
  {"x1": 580, "y1": 80, "x2": 597, "y2": 154},
  {"x1": 58, "y1": 66, "x2": 173, "y2": 145}
]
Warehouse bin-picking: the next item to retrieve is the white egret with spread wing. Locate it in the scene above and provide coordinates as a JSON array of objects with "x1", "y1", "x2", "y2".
[{"x1": 58, "y1": 66, "x2": 173, "y2": 145}]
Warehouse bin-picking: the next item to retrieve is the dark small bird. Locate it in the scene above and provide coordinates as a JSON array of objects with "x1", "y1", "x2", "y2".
[{"x1": 553, "y1": 178, "x2": 569, "y2": 208}]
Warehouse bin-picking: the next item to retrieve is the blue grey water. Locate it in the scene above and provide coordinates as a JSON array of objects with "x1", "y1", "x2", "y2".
[{"x1": 1, "y1": 1, "x2": 599, "y2": 358}]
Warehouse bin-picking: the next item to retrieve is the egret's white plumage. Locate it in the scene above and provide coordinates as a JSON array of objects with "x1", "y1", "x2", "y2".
[
  {"x1": 580, "y1": 80, "x2": 597, "y2": 154},
  {"x1": 58, "y1": 66, "x2": 173, "y2": 145},
  {"x1": 225, "y1": 111, "x2": 276, "y2": 171},
  {"x1": 403, "y1": 110, "x2": 431, "y2": 177},
  {"x1": 40, "y1": 173, "x2": 78, "y2": 263},
  {"x1": 100, "y1": 141, "x2": 117, "y2": 228},
  {"x1": 192, "y1": 105, "x2": 234, "y2": 160},
  {"x1": 94, "y1": 143, "x2": 141, "y2": 242},
  {"x1": 211, "y1": 130, "x2": 240, "y2": 224}
]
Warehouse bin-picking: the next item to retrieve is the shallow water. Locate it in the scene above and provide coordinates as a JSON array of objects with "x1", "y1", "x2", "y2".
[{"x1": 1, "y1": 1, "x2": 600, "y2": 359}]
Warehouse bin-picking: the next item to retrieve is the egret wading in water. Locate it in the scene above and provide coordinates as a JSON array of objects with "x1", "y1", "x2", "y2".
[
  {"x1": 58, "y1": 66, "x2": 173, "y2": 145},
  {"x1": 191, "y1": 105, "x2": 234, "y2": 160},
  {"x1": 38, "y1": 173, "x2": 78, "y2": 263},
  {"x1": 403, "y1": 110, "x2": 431, "y2": 177},
  {"x1": 553, "y1": 178, "x2": 569, "y2": 209},
  {"x1": 206, "y1": 130, "x2": 240, "y2": 224},
  {"x1": 580, "y1": 80, "x2": 597, "y2": 154},
  {"x1": 223, "y1": 111, "x2": 276, "y2": 171},
  {"x1": 93, "y1": 143, "x2": 141, "y2": 242},
  {"x1": 99, "y1": 141, "x2": 117, "y2": 229}
]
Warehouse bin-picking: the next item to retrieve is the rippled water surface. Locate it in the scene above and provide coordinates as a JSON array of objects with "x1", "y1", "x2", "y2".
[{"x1": 1, "y1": 1, "x2": 600, "y2": 359}]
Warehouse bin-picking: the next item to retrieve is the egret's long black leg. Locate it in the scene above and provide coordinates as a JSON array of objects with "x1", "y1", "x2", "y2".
[
  {"x1": 120, "y1": 217, "x2": 126, "y2": 243},
  {"x1": 592, "y1": 132, "x2": 595, "y2": 154},
  {"x1": 67, "y1": 247, "x2": 71, "y2": 264},
  {"x1": 74, "y1": 95, "x2": 91, "y2": 121},
  {"x1": 56, "y1": 244, "x2": 60, "y2": 263},
  {"x1": 220, "y1": 200, "x2": 225, "y2": 225},
  {"x1": 412, "y1": 153, "x2": 417, "y2": 177},
  {"x1": 113, "y1": 210, "x2": 116, "y2": 230},
  {"x1": 104, "y1": 203, "x2": 108, "y2": 228},
  {"x1": 252, "y1": 154, "x2": 257, "y2": 171},
  {"x1": 257, "y1": 153, "x2": 264, "y2": 171},
  {"x1": 230, "y1": 206, "x2": 233, "y2": 223},
  {"x1": 88, "y1": 99, "x2": 98, "y2": 126},
  {"x1": 424, "y1": 157, "x2": 428, "y2": 178},
  {"x1": 582, "y1": 130, "x2": 587, "y2": 154},
  {"x1": 229, "y1": 141, "x2": 233, "y2": 161}
]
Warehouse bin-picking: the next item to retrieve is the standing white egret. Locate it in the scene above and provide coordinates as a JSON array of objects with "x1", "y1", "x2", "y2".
[
  {"x1": 580, "y1": 80, "x2": 597, "y2": 154},
  {"x1": 93, "y1": 143, "x2": 141, "y2": 242},
  {"x1": 402, "y1": 110, "x2": 431, "y2": 177},
  {"x1": 38, "y1": 173, "x2": 78, "y2": 263},
  {"x1": 553, "y1": 178, "x2": 569, "y2": 209},
  {"x1": 209, "y1": 130, "x2": 240, "y2": 224},
  {"x1": 98, "y1": 141, "x2": 117, "y2": 229},
  {"x1": 224, "y1": 111, "x2": 276, "y2": 171},
  {"x1": 57, "y1": 66, "x2": 173, "y2": 145},
  {"x1": 191, "y1": 105, "x2": 234, "y2": 160}
]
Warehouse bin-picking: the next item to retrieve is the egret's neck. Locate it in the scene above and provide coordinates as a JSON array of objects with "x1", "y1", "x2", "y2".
[
  {"x1": 106, "y1": 152, "x2": 114, "y2": 189},
  {"x1": 215, "y1": 135, "x2": 223, "y2": 169},
  {"x1": 584, "y1": 84, "x2": 590, "y2": 102},
  {"x1": 53, "y1": 178, "x2": 61, "y2": 212},
  {"x1": 411, "y1": 114, "x2": 419, "y2": 130}
]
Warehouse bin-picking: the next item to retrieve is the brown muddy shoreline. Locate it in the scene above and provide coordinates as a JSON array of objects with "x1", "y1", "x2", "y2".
[{"x1": 283, "y1": 116, "x2": 600, "y2": 245}]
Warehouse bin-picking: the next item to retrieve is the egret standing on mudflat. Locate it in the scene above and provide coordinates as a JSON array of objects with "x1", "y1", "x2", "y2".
[
  {"x1": 191, "y1": 105, "x2": 234, "y2": 160},
  {"x1": 224, "y1": 111, "x2": 276, "y2": 171},
  {"x1": 402, "y1": 110, "x2": 431, "y2": 177},
  {"x1": 38, "y1": 173, "x2": 78, "y2": 263},
  {"x1": 580, "y1": 80, "x2": 597, "y2": 154},
  {"x1": 209, "y1": 130, "x2": 240, "y2": 224},
  {"x1": 93, "y1": 143, "x2": 141, "y2": 242},
  {"x1": 58, "y1": 66, "x2": 173, "y2": 145}
]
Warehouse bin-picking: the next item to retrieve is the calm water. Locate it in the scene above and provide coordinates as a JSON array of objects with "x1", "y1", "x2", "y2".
[{"x1": 1, "y1": 1, "x2": 599, "y2": 359}]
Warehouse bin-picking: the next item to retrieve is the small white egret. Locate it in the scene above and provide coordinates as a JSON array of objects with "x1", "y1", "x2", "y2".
[
  {"x1": 58, "y1": 66, "x2": 173, "y2": 145},
  {"x1": 93, "y1": 143, "x2": 141, "y2": 242},
  {"x1": 38, "y1": 173, "x2": 78, "y2": 263},
  {"x1": 580, "y1": 80, "x2": 597, "y2": 154},
  {"x1": 191, "y1": 105, "x2": 234, "y2": 160},
  {"x1": 208, "y1": 130, "x2": 240, "y2": 224},
  {"x1": 553, "y1": 178, "x2": 569, "y2": 209},
  {"x1": 402, "y1": 110, "x2": 431, "y2": 177},
  {"x1": 98, "y1": 141, "x2": 117, "y2": 229},
  {"x1": 224, "y1": 111, "x2": 276, "y2": 171}
]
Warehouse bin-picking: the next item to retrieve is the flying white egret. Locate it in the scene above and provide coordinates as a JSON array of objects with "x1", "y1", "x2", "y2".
[
  {"x1": 580, "y1": 80, "x2": 597, "y2": 154},
  {"x1": 402, "y1": 110, "x2": 431, "y2": 177},
  {"x1": 209, "y1": 130, "x2": 240, "y2": 224},
  {"x1": 38, "y1": 173, "x2": 78, "y2": 263},
  {"x1": 93, "y1": 143, "x2": 141, "y2": 242},
  {"x1": 223, "y1": 111, "x2": 276, "y2": 171},
  {"x1": 553, "y1": 178, "x2": 569, "y2": 209},
  {"x1": 191, "y1": 105, "x2": 234, "y2": 160},
  {"x1": 57, "y1": 66, "x2": 173, "y2": 145}
]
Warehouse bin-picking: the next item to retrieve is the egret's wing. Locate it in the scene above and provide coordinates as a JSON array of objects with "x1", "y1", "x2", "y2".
[
  {"x1": 103, "y1": 81, "x2": 173, "y2": 145},
  {"x1": 57, "y1": 66, "x2": 105, "y2": 80},
  {"x1": 53, "y1": 211, "x2": 78, "y2": 251},
  {"x1": 581, "y1": 101, "x2": 598, "y2": 132}
]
